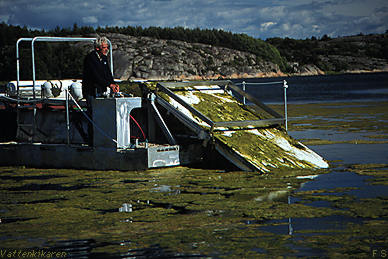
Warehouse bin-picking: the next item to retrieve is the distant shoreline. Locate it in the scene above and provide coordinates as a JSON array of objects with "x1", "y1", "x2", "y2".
[
  {"x1": 234, "y1": 69, "x2": 388, "y2": 79},
  {"x1": 149, "y1": 69, "x2": 388, "y2": 81},
  {"x1": 1, "y1": 69, "x2": 387, "y2": 87}
]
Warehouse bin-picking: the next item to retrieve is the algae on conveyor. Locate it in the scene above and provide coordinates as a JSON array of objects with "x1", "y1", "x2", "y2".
[{"x1": 149, "y1": 80, "x2": 328, "y2": 172}]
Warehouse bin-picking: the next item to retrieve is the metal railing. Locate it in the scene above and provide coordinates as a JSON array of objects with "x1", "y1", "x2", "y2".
[
  {"x1": 236, "y1": 80, "x2": 289, "y2": 131},
  {"x1": 155, "y1": 80, "x2": 287, "y2": 171},
  {"x1": 15, "y1": 36, "x2": 114, "y2": 143},
  {"x1": 157, "y1": 80, "x2": 285, "y2": 132},
  {"x1": 16, "y1": 36, "x2": 114, "y2": 99}
]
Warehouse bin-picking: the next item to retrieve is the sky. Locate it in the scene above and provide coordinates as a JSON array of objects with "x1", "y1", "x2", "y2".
[{"x1": 1, "y1": 0, "x2": 387, "y2": 39}]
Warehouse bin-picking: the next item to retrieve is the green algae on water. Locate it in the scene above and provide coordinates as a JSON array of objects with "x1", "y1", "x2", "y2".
[{"x1": 1, "y1": 100, "x2": 387, "y2": 257}]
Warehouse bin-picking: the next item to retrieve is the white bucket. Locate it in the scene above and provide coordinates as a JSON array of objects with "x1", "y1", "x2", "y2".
[
  {"x1": 42, "y1": 81, "x2": 53, "y2": 98},
  {"x1": 69, "y1": 82, "x2": 83, "y2": 101}
]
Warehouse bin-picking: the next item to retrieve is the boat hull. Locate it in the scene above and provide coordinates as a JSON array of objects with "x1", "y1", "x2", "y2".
[{"x1": 0, "y1": 143, "x2": 181, "y2": 171}]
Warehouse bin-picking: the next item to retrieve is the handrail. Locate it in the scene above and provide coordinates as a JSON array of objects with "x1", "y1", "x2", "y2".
[
  {"x1": 225, "y1": 83, "x2": 283, "y2": 118},
  {"x1": 16, "y1": 38, "x2": 34, "y2": 98},
  {"x1": 158, "y1": 80, "x2": 230, "y2": 88},
  {"x1": 15, "y1": 36, "x2": 114, "y2": 143},
  {"x1": 235, "y1": 80, "x2": 289, "y2": 131},
  {"x1": 235, "y1": 81, "x2": 284, "y2": 85},
  {"x1": 213, "y1": 118, "x2": 285, "y2": 128},
  {"x1": 157, "y1": 82, "x2": 215, "y2": 127},
  {"x1": 16, "y1": 36, "x2": 114, "y2": 99},
  {"x1": 156, "y1": 81, "x2": 285, "y2": 133}
]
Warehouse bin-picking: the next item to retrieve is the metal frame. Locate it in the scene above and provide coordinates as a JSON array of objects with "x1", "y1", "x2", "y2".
[
  {"x1": 15, "y1": 36, "x2": 114, "y2": 143},
  {"x1": 157, "y1": 81, "x2": 284, "y2": 131},
  {"x1": 148, "y1": 93, "x2": 177, "y2": 145},
  {"x1": 213, "y1": 118, "x2": 285, "y2": 128},
  {"x1": 16, "y1": 36, "x2": 114, "y2": 99},
  {"x1": 225, "y1": 83, "x2": 283, "y2": 119},
  {"x1": 155, "y1": 95, "x2": 208, "y2": 140},
  {"x1": 158, "y1": 82, "x2": 215, "y2": 127},
  {"x1": 155, "y1": 80, "x2": 286, "y2": 171},
  {"x1": 240, "y1": 80, "x2": 289, "y2": 131}
]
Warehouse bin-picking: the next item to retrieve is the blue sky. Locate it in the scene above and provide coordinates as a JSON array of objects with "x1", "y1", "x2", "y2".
[{"x1": 1, "y1": 0, "x2": 387, "y2": 39}]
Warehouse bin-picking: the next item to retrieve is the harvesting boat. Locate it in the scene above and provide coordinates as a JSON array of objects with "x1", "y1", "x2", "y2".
[{"x1": 0, "y1": 37, "x2": 328, "y2": 172}]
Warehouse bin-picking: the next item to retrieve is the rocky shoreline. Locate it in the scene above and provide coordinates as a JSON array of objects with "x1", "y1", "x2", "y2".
[{"x1": 94, "y1": 33, "x2": 388, "y2": 81}]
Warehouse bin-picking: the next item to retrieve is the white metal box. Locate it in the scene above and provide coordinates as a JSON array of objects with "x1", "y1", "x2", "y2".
[{"x1": 92, "y1": 97, "x2": 142, "y2": 148}]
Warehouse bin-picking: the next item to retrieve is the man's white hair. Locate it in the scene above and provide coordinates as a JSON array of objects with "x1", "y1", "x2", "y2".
[{"x1": 94, "y1": 36, "x2": 109, "y2": 49}]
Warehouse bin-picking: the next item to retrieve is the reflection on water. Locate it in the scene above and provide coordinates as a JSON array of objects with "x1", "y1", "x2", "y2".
[
  {"x1": 1, "y1": 100, "x2": 388, "y2": 258},
  {"x1": 233, "y1": 72, "x2": 388, "y2": 104},
  {"x1": 290, "y1": 129, "x2": 388, "y2": 142},
  {"x1": 119, "y1": 203, "x2": 133, "y2": 213},
  {"x1": 311, "y1": 143, "x2": 388, "y2": 164},
  {"x1": 297, "y1": 171, "x2": 369, "y2": 192}
]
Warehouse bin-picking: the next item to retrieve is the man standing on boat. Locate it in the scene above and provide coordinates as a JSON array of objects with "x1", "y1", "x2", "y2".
[
  {"x1": 82, "y1": 36, "x2": 119, "y2": 98},
  {"x1": 82, "y1": 36, "x2": 119, "y2": 146}
]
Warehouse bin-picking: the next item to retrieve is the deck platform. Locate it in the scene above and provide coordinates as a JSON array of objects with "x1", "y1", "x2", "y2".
[{"x1": 0, "y1": 142, "x2": 180, "y2": 171}]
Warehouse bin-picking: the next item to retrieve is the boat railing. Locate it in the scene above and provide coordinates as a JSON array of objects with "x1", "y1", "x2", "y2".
[
  {"x1": 14, "y1": 37, "x2": 114, "y2": 143},
  {"x1": 235, "y1": 80, "x2": 289, "y2": 131},
  {"x1": 16, "y1": 36, "x2": 113, "y2": 99}
]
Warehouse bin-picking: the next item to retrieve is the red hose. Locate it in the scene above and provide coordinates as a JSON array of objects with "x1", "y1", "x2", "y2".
[{"x1": 129, "y1": 114, "x2": 146, "y2": 140}]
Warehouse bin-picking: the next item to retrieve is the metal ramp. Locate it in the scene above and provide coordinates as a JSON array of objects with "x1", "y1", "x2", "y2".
[{"x1": 153, "y1": 80, "x2": 287, "y2": 171}]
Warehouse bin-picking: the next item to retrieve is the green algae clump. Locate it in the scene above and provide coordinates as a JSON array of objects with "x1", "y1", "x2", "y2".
[{"x1": 155, "y1": 82, "x2": 328, "y2": 172}]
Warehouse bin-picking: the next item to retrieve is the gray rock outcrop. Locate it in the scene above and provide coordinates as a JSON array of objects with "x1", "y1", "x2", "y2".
[
  {"x1": 103, "y1": 33, "x2": 287, "y2": 80},
  {"x1": 85, "y1": 33, "x2": 388, "y2": 80}
]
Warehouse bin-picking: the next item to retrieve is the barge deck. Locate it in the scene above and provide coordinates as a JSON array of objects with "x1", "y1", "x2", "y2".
[{"x1": 0, "y1": 36, "x2": 328, "y2": 172}]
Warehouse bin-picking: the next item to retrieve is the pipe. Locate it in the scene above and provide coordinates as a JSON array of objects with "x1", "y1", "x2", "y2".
[
  {"x1": 16, "y1": 36, "x2": 115, "y2": 101},
  {"x1": 65, "y1": 89, "x2": 70, "y2": 145},
  {"x1": 283, "y1": 80, "x2": 288, "y2": 131}
]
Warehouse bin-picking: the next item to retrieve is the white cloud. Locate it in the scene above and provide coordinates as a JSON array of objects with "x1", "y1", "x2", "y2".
[
  {"x1": 260, "y1": 22, "x2": 276, "y2": 31},
  {"x1": 1, "y1": 0, "x2": 387, "y2": 39}
]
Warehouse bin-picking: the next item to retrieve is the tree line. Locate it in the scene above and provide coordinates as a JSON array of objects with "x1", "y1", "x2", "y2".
[
  {"x1": 0, "y1": 23, "x2": 288, "y2": 81},
  {"x1": 1, "y1": 22, "x2": 387, "y2": 81},
  {"x1": 266, "y1": 33, "x2": 388, "y2": 72}
]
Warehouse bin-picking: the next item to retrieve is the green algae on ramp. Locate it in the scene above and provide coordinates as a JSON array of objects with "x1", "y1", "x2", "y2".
[
  {"x1": 215, "y1": 127, "x2": 328, "y2": 172},
  {"x1": 155, "y1": 82, "x2": 328, "y2": 172}
]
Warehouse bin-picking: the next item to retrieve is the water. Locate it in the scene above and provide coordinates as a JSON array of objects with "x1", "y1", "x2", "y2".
[
  {"x1": 1, "y1": 73, "x2": 388, "y2": 258},
  {"x1": 232, "y1": 72, "x2": 388, "y2": 103},
  {"x1": 310, "y1": 143, "x2": 388, "y2": 164}
]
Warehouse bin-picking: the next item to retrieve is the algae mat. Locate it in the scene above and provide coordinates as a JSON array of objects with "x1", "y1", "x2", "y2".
[
  {"x1": 0, "y1": 166, "x2": 329, "y2": 257},
  {"x1": 0, "y1": 101, "x2": 387, "y2": 258},
  {"x1": 157, "y1": 83, "x2": 328, "y2": 171}
]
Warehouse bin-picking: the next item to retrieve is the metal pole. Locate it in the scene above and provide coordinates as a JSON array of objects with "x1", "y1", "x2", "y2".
[
  {"x1": 16, "y1": 38, "x2": 35, "y2": 98},
  {"x1": 283, "y1": 80, "x2": 288, "y2": 131},
  {"x1": 242, "y1": 81, "x2": 246, "y2": 105},
  {"x1": 288, "y1": 195, "x2": 293, "y2": 235},
  {"x1": 31, "y1": 39, "x2": 36, "y2": 99},
  {"x1": 106, "y1": 39, "x2": 114, "y2": 76},
  {"x1": 65, "y1": 89, "x2": 70, "y2": 145},
  {"x1": 33, "y1": 36, "x2": 114, "y2": 78},
  {"x1": 17, "y1": 37, "x2": 114, "y2": 98},
  {"x1": 30, "y1": 39, "x2": 38, "y2": 140},
  {"x1": 16, "y1": 39, "x2": 22, "y2": 98}
]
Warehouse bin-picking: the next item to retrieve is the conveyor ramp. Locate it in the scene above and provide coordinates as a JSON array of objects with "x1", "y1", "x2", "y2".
[{"x1": 154, "y1": 81, "x2": 328, "y2": 172}]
